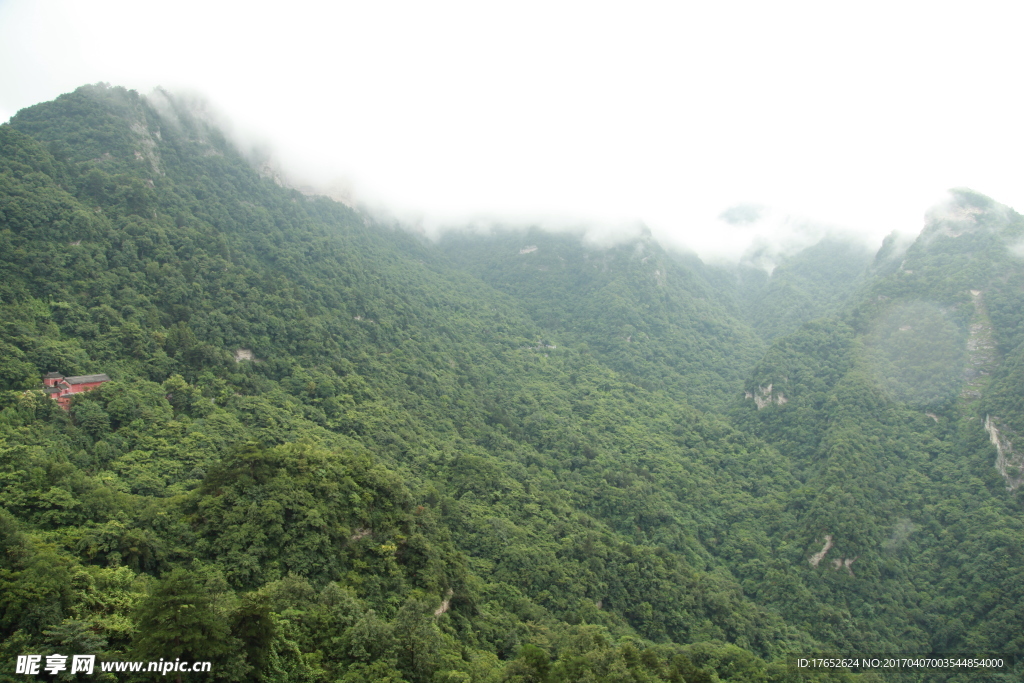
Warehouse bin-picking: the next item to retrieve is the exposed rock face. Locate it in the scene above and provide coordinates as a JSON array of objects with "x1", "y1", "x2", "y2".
[
  {"x1": 928, "y1": 204, "x2": 986, "y2": 237},
  {"x1": 809, "y1": 535, "x2": 833, "y2": 567},
  {"x1": 434, "y1": 588, "x2": 454, "y2": 617},
  {"x1": 809, "y1": 535, "x2": 856, "y2": 575},
  {"x1": 130, "y1": 120, "x2": 164, "y2": 176},
  {"x1": 830, "y1": 557, "x2": 857, "y2": 576},
  {"x1": 984, "y1": 415, "x2": 1024, "y2": 490},
  {"x1": 746, "y1": 383, "x2": 788, "y2": 410},
  {"x1": 962, "y1": 290, "x2": 998, "y2": 400}
]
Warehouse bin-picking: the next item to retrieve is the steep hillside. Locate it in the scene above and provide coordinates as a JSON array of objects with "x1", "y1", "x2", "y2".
[
  {"x1": 734, "y1": 189, "x2": 1024, "y2": 664},
  {"x1": 439, "y1": 229, "x2": 875, "y2": 405},
  {"x1": 438, "y1": 228, "x2": 764, "y2": 409},
  {"x1": 731, "y1": 238, "x2": 874, "y2": 342},
  {"x1": 1, "y1": 84, "x2": 1021, "y2": 682},
  {"x1": 1, "y1": 84, "x2": 850, "y2": 682}
]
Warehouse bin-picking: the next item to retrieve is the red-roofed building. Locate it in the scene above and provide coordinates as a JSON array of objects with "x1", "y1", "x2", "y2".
[{"x1": 43, "y1": 372, "x2": 111, "y2": 409}]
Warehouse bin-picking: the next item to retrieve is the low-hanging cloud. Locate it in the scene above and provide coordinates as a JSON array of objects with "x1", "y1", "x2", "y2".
[
  {"x1": 4, "y1": 0, "x2": 1023, "y2": 268},
  {"x1": 127, "y1": 85, "x2": 965, "y2": 271}
]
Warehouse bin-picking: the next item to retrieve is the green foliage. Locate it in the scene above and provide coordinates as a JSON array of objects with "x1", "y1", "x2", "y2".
[
  {"x1": 131, "y1": 567, "x2": 235, "y2": 664},
  {"x1": 438, "y1": 228, "x2": 765, "y2": 410},
  {"x1": 734, "y1": 238, "x2": 874, "y2": 342},
  {"x1": 860, "y1": 301, "x2": 966, "y2": 407},
  {"x1": 188, "y1": 441, "x2": 417, "y2": 591},
  {"x1": 2, "y1": 84, "x2": 1023, "y2": 683}
]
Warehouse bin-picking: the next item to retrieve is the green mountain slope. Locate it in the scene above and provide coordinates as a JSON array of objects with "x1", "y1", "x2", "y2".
[
  {"x1": 438, "y1": 228, "x2": 765, "y2": 410},
  {"x1": 733, "y1": 189, "x2": 1024, "y2": 662},
  {"x1": 0, "y1": 84, "x2": 1020, "y2": 682},
  {"x1": 732, "y1": 237, "x2": 874, "y2": 342},
  {"x1": 0, "y1": 84, "x2": 830, "y2": 682}
]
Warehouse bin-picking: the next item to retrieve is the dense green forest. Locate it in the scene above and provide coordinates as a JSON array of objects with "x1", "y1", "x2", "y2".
[{"x1": 0, "y1": 84, "x2": 1021, "y2": 682}]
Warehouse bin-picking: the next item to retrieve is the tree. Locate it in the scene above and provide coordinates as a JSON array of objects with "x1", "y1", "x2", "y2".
[
  {"x1": 131, "y1": 568, "x2": 240, "y2": 682},
  {"x1": 230, "y1": 593, "x2": 276, "y2": 679}
]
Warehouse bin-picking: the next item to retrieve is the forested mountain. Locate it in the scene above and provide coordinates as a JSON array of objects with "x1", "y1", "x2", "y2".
[
  {"x1": 438, "y1": 228, "x2": 765, "y2": 410},
  {"x1": 731, "y1": 191, "x2": 1024, "y2": 668},
  {"x1": 0, "y1": 84, "x2": 1020, "y2": 682},
  {"x1": 728, "y1": 238, "x2": 874, "y2": 342}
]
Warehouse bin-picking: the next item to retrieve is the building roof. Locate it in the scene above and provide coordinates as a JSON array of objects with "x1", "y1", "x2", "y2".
[
  {"x1": 44, "y1": 371, "x2": 64, "y2": 378},
  {"x1": 65, "y1": 374, "x2": 111, "y2": 384}
]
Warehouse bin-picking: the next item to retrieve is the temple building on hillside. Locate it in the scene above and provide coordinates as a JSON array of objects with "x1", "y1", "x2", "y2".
[{"x1": 43, "y1": 372, "x2": 110, "y2": 409}]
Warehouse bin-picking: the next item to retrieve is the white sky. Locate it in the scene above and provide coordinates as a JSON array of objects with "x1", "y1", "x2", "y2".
[{"x1": 1, "y1": 0, "x2": 1022, "y2": 262}]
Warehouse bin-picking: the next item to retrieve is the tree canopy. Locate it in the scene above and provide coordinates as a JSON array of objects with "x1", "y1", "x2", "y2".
[{"x1": 0, "y1": 84, "x2": 1021, "y2": 682}]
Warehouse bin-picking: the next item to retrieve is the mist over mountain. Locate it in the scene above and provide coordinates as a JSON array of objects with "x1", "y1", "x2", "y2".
[{"x1": 1, "y1": 84, "x2": 1022, "y2": 682}]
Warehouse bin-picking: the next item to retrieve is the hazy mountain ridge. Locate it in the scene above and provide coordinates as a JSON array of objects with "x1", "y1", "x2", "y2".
[
  {"x1": 734, "y1": 188, "x2": 1024, "y2": 660},
  {"x1": 438, "y1": 227, "x2": 767, "y2": 410},
  {"x1": 1, "y1": 84, "x2": 1021, "y2": 682}
]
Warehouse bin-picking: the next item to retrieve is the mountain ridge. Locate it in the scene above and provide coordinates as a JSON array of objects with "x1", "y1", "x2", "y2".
[{"x1": 1, "y1": 83, "x2": 1021, "y2": 682}]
